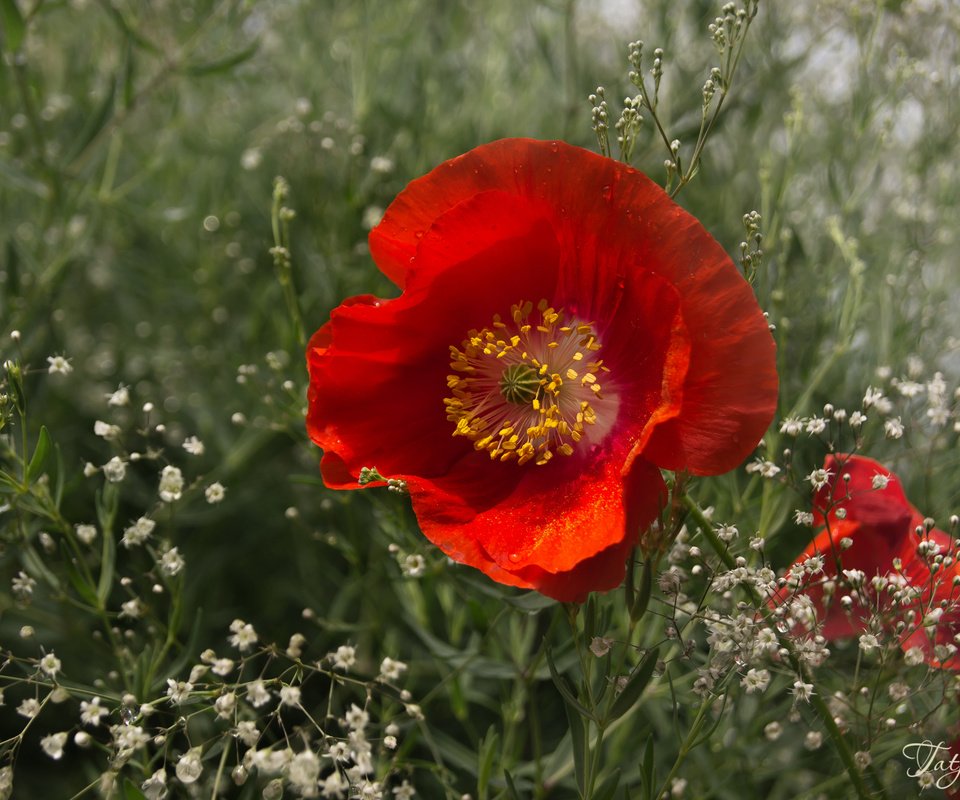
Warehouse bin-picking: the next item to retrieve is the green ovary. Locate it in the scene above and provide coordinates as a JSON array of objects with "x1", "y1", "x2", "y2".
[{"x1": 499, "y1": 363, "x2": 540, "y2": 405}]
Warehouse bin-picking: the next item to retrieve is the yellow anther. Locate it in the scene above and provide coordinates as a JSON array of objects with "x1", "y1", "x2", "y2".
[{"x1": 444, "y1": 298, "x2": 606, "y2": 467}]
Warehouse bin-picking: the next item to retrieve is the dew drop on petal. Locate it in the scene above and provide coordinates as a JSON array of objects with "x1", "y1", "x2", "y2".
[{"x1": 120, "y1": 706, "x2": 135, "y2": 725}]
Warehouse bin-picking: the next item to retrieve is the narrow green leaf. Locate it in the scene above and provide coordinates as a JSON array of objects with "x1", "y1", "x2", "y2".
[
  {"x1": 583, "y1": 595, "x2": 597, "y2": 641},
  {"x1": 0, "y1": 0, "x2": 25, "y2": 53},
  {"x1": 103, "y1": 3, "x2": 160, "y2": 54},
  {"x1": 25, "y1": 425, "x2": 52, "y2": 484},
  {"x1": 0, "y1": 157, "x2": 50, "y2": 197},
  {"x1": 0, "y1": 469, "x2": 20, "y2": 492},
  {"x1": 503, "y1": 769, "x2": 520, "y2": 800},
  {"x1": 605, "y1": 646, "x2": 659, "y2": 724},
  {"x1": 65, "y1": 78, "x2": 116, "y2": 164},
  {"x1": 630, "y1": 555, "x2": 654, "y2": 621},
  {"x1": 477, "y1": 725, "x2": 499, "y2": 800},
  {"x1": 545, "y1": 647, "x2": 593, "y2": 720},
  {"x1": 62, "y1": 553, "x2": 98, "y2": 606},
  {"x1": 22, "y1": 544, "x2": 60, "y2": 592},
  {"x1": 640, "y1": 737, "x2": 655, "y2": 800},
  {"x1": 150, "y1": 609, "x2": 203, "y2": 692},
  {"x1": 564, "y1": 699, "x2": 588, "y2": 797},
  {"x1": 52, "y1": 443, "x2": 64, "y2": 508},
  {"x1": 183, "y1": 40, "x2": 259, "y2": 76},
  {"x1": 96, "y1": 519, "x2": 116, "y2": 605},
  {"x1": 594, "y1": 767, "x2": 621, "y2": 800},
  {"x1": 122, "y1": 777, "x2": 147, "y2": 800}
]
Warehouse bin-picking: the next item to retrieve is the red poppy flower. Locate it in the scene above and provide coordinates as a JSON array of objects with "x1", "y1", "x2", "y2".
[
  {"x1": 780, "y1": 454, "x2": 959, "y2": 668},
  {"x1": 306, "y1": 138, "x2": 777, "y2": 601}
]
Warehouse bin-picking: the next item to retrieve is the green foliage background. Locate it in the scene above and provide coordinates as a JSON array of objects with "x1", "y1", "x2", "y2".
[{"x1": 1, "y1": 0, "x2": 958, "y2": 797}]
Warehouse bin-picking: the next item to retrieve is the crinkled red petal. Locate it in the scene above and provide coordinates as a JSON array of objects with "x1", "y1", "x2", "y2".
[
  {"x1": 409, "y1": 454, "x2": 667, "y2": 602},
  {"x1": 307, "y1": 191, "x2": 561, "y2": 488},
  {"x1": 370, "y1": 138, "x2": 776, "y2": 475}
]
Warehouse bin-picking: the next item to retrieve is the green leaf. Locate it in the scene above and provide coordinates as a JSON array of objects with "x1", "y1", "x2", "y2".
[
  {"x1": 65, "y1": 78, "x2": 117, "y2": 165},
  {"x1": 52, "y1": 443, "x2": 64, "y2": 508},
  {"x1": 103, "y1": 3, "x2": 160, "y2": 54},
  {"x1": 594, "y1": 767, "x2": 621, "y2": 800},
  {"x1": 122, "y1": 778, "x2": 147, "y2": 800},
  {"x1": 605, "y1": 647, "x2": 659, "y2": 724},
  {"x1": 96, "y1": 517, "x2": 116, "y2": 605},
  {"x1": 477, "y1": 725, "x2": 499, "y2": 800},
  {"x1": 62, "y1": 552, "x2": 98, "y2": 607},
  {"x1": 150, "y1": 609, "x2": 203, "y2": 693},
  {"x1": 630, "y1": 555, "x2": 654, "y2": 621},
  {"x1": 564, "y1": 700, "x2": 587, "y2": 798},
  {"x1": 545, "y1": 646, "x2": 593, "y2": 720},
  {"x1": 0, "y1": 469, "x2": 20, "y2": 493},
  {"x1": 183, "y1": 40, "x2": 259, "y2": 76},
  {"x1": 25, "y1": 425, "x2": 52, "y2": 484},
  {"x1": 503, "y1": 769, "x2": 520, "y2": 800},
  {"x1": 0, "y1": 0, "x2": 25, "y2": 54},
  {"x1": 640, "y1": 737, "x2": 655, "y2": 800},
  {"x1": 22, "y1": 544, "x2": 60, "y2": 592},
  {"x1": 0, "y1": 157, "x2": 50, "y2": 197}
]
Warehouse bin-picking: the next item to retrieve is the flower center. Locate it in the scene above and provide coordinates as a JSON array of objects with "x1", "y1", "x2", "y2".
[{"x1": 444, "y1": 299, "x2": 609, "y2": 466}]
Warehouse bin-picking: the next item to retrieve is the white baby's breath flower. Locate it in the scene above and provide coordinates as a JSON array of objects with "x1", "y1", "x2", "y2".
[
  {"x1": 204, "y1": 482, "x2": 226, "y2": 504},
  {"x1": 378, "y1": 657, "x2": 407, "y2": 682},
  {"x1": 279, "y1": 685, "x2": 301, "y2": 707},
  {"x1": 41, "y1": 731, "x2": 68, "y2": 760},
  {"x1": 859, "y1": 634, "x2": 880, "y2": 653},
  {"x1": 740, "y1": 668, "x2": 770, "y2": 694},
  {"x1": 94, "y1": 420, "x2": 121, "y2": 440},
  {"x1": 247, "y1": 680, "x2": 271, "y2": 709},
  {"x1": 716, "y1": 524, "x2": 738, "y2": 542},
  {"x1": 806, "y1": 469, "x2": 833, "y2": 490},
  {"x1": 182, "y1": 436, "x2": 205, "y2": 456},
  {"x1": 106, "y1": 384, "x2": 130, "y2": 406},
  {"x1": 791, "y1": 680, "x2": 814, "y2": 702},
  {"x1": 215, "y1": 692, "x2": 236, "y2": 719},
  {"x1": 122, "y1": 517, "x2": 156, "y2": 548},
  {"x1": 804, "y1": 731, "x2": 823, "y2": 751},
  {"x1": 158, "y1": 465, "x2": 184, "y2": 502},
  {"x1": 884, "y1": 417, "x2": 904, "y2": 439},
  {"x1": 211, "y1": 658, "x2": 234, "y2": 677},
  {"x1": 75, "y1": 523, "x2": 98, "y2": 545},
  {"x1": 17, "y1": 698, "x2": 41, "y2": 718},
  {"x1": 401, "y1": 554, "x2": 426, "y2": 577},
  {"x1": 871, "y1": 473, "x2": 890, "y2": 490},
  {"x1": 289, "y1": 750, "x2": 320, "y2": 793},
  {"x1": 166, "y1": 679, "x2": 193, "y2": 705},
  {"x1": 228, "y1": 619, "x2": 258, "y2": 652},
  {"x1": 331, "y1": 644, "x2": 356, "y2": 671},
  {"x1": 101, "y1": 456, "x2": 126, "y2": 483},
  {"x1": 120, "y1": 598, "x2": 143, "y2": 619},
  {"x1": 80, "y1": 696, "x2": 109, "y2": 726},
  {"x1": 235, "y1": 720, "x2": 259, "y2": 746},
  {"x1": 159, "y1": 546, "x2": 185, "y2": 576},
  {"x1": 345, "y1": 703, "x2": 369, "y2": 730},
  {"x1": 12, "y1": 570, "x2": 36, "y2": 600},
  {"x1": 39, "y1": 652, "x2": 61, "y2": 677},
  {"x1": 746, "y1": 458, "x2": 780, "y2": 478},
  {"x1": 47, "y1": 355, "x2": 73, "y2": 375}
]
